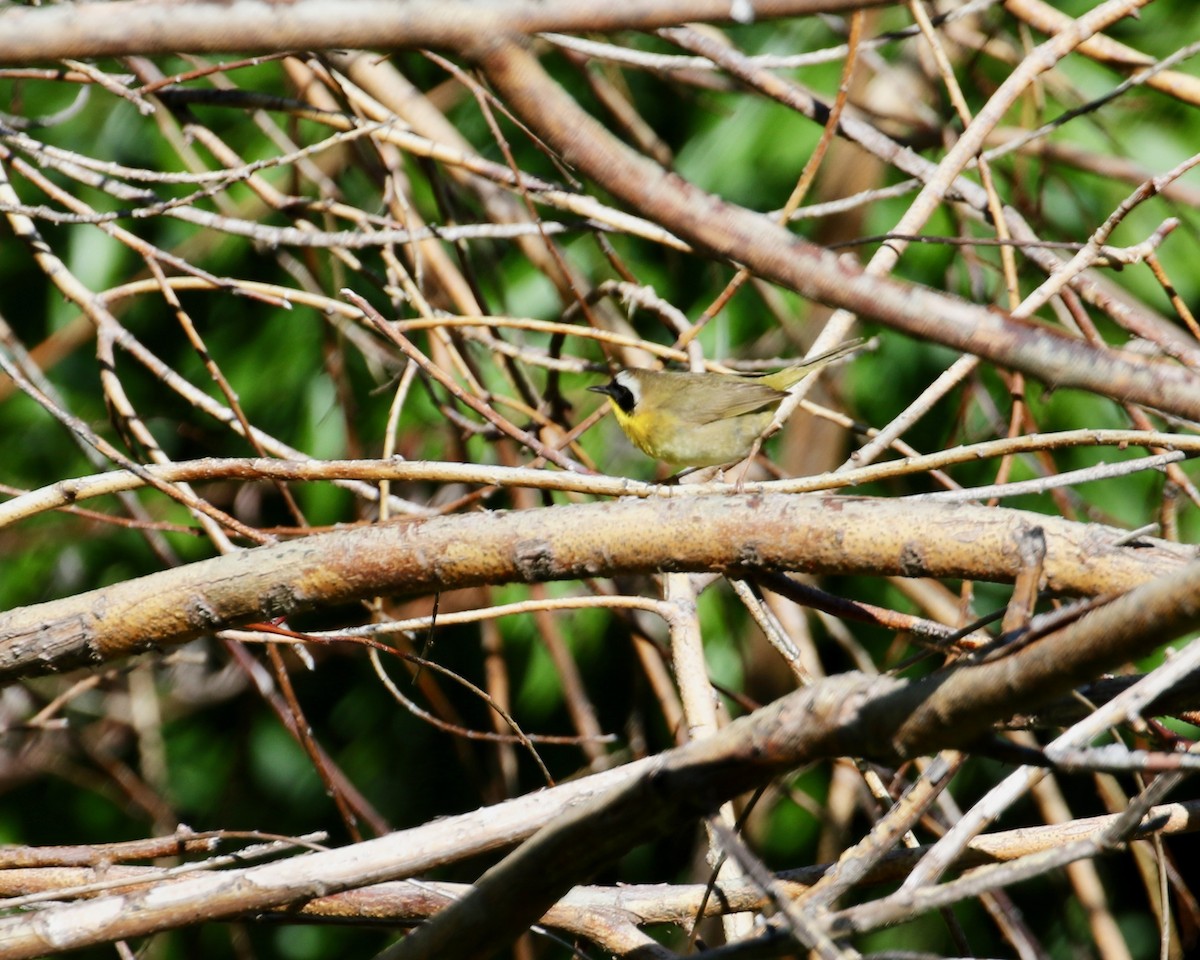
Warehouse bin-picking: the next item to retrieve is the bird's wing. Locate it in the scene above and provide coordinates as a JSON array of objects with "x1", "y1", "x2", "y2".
[{"x1": 663, "y1": 372, "x2": 787, "y2": 425}]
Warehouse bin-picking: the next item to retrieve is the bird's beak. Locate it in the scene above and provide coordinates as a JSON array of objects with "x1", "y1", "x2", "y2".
[{"x1": 588, "y1": 383, "x2": 616, "y2": 397}]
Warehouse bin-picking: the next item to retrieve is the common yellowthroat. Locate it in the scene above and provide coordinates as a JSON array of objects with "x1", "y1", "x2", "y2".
[{"x1": 588, "y1": 340, "x2": 861, "y2": 467}]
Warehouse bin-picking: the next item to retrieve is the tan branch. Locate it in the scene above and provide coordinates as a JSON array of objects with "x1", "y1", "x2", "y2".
[
  {"x1": 1005, "y1": 0, "x2": 1200, "y2": 106},
  {"x1": 4, "y1": 796, "x2": 1200, "y2": 942},
  {"x1": 0, "y1": 0, "x2": 890, "y2": 64},
  {"x1": 0, "y1": 495, "x2": 1191, "y2": 681}
]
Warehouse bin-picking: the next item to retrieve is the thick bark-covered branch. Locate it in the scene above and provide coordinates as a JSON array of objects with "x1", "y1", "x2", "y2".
[{"x1": 0, "y1": 495, "x2": 1189, "y2": 681}]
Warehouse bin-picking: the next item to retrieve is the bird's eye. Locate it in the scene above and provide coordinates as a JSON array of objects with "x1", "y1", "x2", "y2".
[{"x1": 608, "y1": 380, "x2": 637, "y2": 414}]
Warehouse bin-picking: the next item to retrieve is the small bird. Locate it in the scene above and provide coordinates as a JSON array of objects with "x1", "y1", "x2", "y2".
[{"x1": 588, "y1": 340, "x2": 861, "y2": 468}]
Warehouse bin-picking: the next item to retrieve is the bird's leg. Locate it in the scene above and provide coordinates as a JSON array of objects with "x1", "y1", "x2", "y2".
[
  {"x1": 670, "y1": 464, "x2": 725, "y2": 485},
  {"x1": 667, "y1": 465, "x2": 699, "y2": 484},
  {"x1": 734, "y1": 437, "x2": 764, "y2": 492}
]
